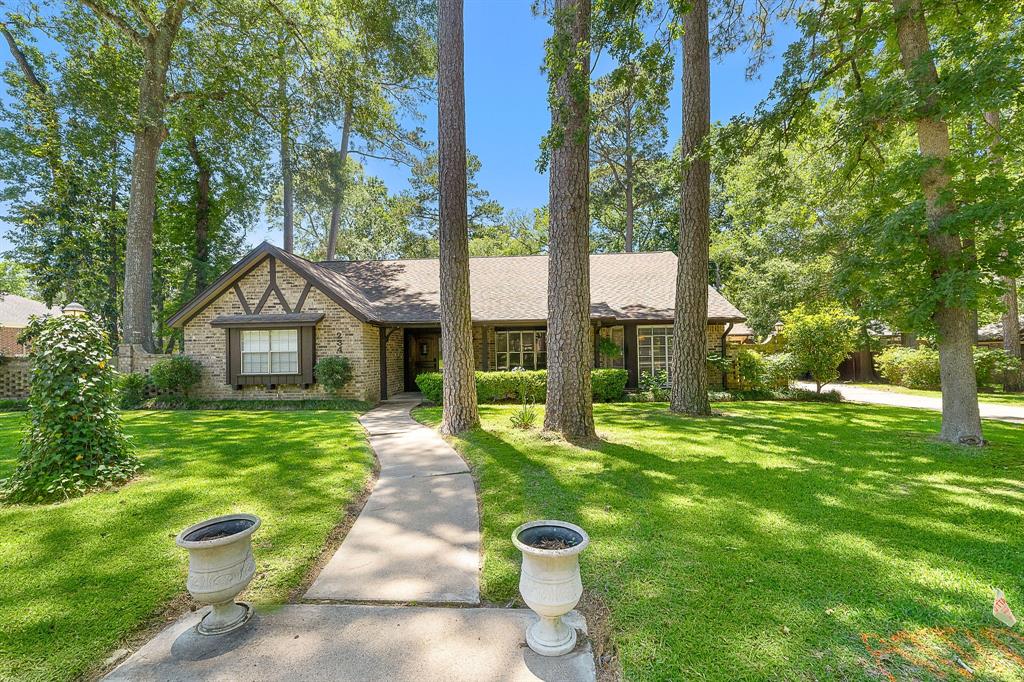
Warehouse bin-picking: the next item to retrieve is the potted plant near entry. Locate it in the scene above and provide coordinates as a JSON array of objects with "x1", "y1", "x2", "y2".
[
  {"x1": 175, "y1": 513, "x2": 261, "y2": 635},
  {"x1": 512, "y1": 520, "x2": 590, "y2": 656}
]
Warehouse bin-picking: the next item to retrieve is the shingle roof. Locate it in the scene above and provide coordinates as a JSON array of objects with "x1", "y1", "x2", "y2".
[
  {"x1": 0, "y1": 294, "x2": 59, "y2": 327},
  {"x1": 978, "y1": 320, "x2": 1024, "y2": 342},
  {"x1": 317, "y1": 251, "x2": 745, "y2": 324},
  {"x1": 168, "y1": 243, "x2": 746, "y2": 328}
]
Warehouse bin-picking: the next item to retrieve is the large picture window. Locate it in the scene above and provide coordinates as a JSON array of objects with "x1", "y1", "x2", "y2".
[
  {"x1": 495, "y1": 329, "x2": 547, "y2": 370},
  {"x1": 241, "y1": 329, "x2": 299, "y2": 375},
  {"x1": 637, "y1": 325, "x2": 672, "y2": 377}
]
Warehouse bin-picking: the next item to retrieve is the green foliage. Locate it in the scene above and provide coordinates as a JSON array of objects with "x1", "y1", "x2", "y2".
[
  {"x1": 0, "y1": 261, "x2": 29, "y2": 296},
  {"x1": 735, "y1": 349, "x2": 799, "y2": 391},
  {"x1": 973, "y1": 347, "x2": 1023, "y2": 387},
  {"x1": 875, "y1": 346, "x2": 942, "y2": 390},
  {"x1": 591, "y1": 368, "x2": 629, "y2": 402},
  {"x1": 639, "y1": 369, "x2": 670, "y2": 401},
  {"x1": 315, "y1": 356, "x2": 354, "y2": 394},
  {"x1": 115, "y1": 373, "x2": 149, "y2": 409},
  {"x1": 508, "y1": 368, "x2": 538, "y2": 430},
  {"x1": 783, "y1": 305, "x2": 858, "y2": 392},
  {"x1": 148, "y1": 356, "x2": 202, "y2": 397},
  {"x1": 0, "y1": 399, "x2": 28, "y2": 412},
  {"x1": 0, "y1": 314, "x2": 137, "y2": 503},
  {"x1": 596, "y1": 335, "x2": 622, "y2": 359},
  {"x1": 416, "y1": 369, "x2": 629, "y2": 405},
  {"x1": 877, "y1": 346, "x2": 1024, "y2": 389}
]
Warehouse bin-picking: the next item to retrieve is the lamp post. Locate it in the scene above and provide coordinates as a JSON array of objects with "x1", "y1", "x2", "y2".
[{"x1": 63, "y1": 302, "x2": 87, "y2": 317}]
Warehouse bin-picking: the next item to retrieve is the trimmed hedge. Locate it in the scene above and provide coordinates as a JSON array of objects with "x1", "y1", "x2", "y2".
[
  {"x1": 875, "y1": 346, "x2": 1022, "y2": 389},
  {"x1": 415, "y1": 368, "x2": 629, "y2": 404}
]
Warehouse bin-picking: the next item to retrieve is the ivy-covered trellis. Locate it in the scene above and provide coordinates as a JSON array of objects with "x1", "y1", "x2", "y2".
[{"x1": 1, "y1": 313, "x2": 139, "y2": 503}]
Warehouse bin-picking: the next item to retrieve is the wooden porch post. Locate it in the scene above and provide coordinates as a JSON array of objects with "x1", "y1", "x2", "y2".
[
  {"x1": 623, "y1": 321, "x2": 639, "y2": 389},
  {"x1": 379, "y1": 326, "x2": 388, "y2": 400}
]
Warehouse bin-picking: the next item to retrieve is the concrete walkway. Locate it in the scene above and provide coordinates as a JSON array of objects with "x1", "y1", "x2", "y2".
[
  {"x1": 798, "y1": 381, "x2": 1024, "y2": 424},
  {"x1": 305, "y1": 395, "x2": 480, "y2": 603},
  {"x1": 106, "y1": 396, "x2": 596, "y2": 681}
]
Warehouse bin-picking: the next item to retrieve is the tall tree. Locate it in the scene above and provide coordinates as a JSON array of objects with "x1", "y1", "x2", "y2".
[
  {"x1": 984, "y1": 110, "x2": 1021, "y2": 391},
  {"x1": 891, "y1": 0, "x2": 980, "y2": 443},
  {"x1": 79, "y1": 0, "x2": 190, "y2": 351},
  {"x1": 542, "y1": 0, "x2": 595, "y2": 439},
  {"x1": 670, "y1": 0, "x2": 711, "y2": 415},
  {"x1": 589, "y1": 10, "x2": 671, "y2": 253},
  {"x1": 436, "y1": 0, "x2": 478, "y2": 434}
]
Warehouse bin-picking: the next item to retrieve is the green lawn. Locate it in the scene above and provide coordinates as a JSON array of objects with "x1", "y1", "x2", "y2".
[
  {"x1": 847, "y1": 382, "x2": 1024, "y2": 406},
  {"x1": 416, "y1": 402, "x2": 1024, "y2": 681},
  {"x1": 0, "y1": 408, "x2": 373, "y2": 682}
]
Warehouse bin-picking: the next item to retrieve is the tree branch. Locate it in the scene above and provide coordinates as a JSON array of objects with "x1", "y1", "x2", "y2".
[
  {"x1": 77, "y1": 0, "x2": 147, "y2": 46},
  {"x1": 126, "y1": 0, "x2": 157, "y2": 35},
  {"x1": 0, "y1": 22, "x2": 47, "y2": 96}
]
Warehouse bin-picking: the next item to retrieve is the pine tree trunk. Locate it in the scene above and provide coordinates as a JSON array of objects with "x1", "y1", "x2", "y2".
[
  {"x1": 187, "y1": 136, "x2": 211, "y2": 290},
  {"x1": 670, "y1": 0, "x2": 711, "y2": 416},
  {"x1": 984, "y1": 110, "x2": 1022, "y2": 391},
  {"x1": 624, "y1": 149, "x2": 635, "y2": 253},
  {"x1": 544, "y1": 0, "x2": 595, "y2": 440},
  {"x1": 326, "y1": 101, "x2": 353, "y2": 261},
  {"x1": 278, "y1": 60, "x2": 294, "y2": 254},
  {"x1": 437, "y1": 0, "x2": 479, "y2": 435},
  {"x1": 122, "y1": 42, "x2": 172, "y2": 351},
  {"x1": 892, "y1": 0, "x2": 982, "y2": 444}
]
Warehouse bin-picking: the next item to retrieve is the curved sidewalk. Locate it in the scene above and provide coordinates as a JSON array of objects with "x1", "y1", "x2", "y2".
[{"x1": 304, "y1": 396, "x2": 480, "y2": 603}]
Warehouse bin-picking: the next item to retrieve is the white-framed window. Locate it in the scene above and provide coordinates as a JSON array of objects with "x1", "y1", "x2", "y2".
[
  {"x1": 637, "y1": 325, "x2": 672, "y2": 377},
  {"x1": 241, "y1": 329, "x2": 299, "y2": 375},
  {"x1": 495, "y1": 329, "x2": 547, "y2": 370}
]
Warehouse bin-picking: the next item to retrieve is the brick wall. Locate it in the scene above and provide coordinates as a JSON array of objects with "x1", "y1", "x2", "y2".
[
  {"x1": 0, "y1": 356, "x2": 30, "y2": 399},
  {"x1": 0, "y1": 327, "x2": 27, "y2": 356},
  {"x1": 181, "y1": 257, "x2": 383, "y2": 401}
]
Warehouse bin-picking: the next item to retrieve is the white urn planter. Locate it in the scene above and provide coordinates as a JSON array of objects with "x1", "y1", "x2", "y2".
[
  {"x1": 512, "y1": 520, "x2": 590, "y2": 656},
  {"x1": 175, "y1": 513, "x2": 261, "y2": 636}
]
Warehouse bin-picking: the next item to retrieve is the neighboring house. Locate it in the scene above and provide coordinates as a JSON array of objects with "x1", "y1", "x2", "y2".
[
  {"x1": 166, "y1": 242, "x2": 747, "y2": 401},
  {"x1": 977, "y1": 320, "x2": 1024, "y2": 353},
  {"x1": 0, "y1": 294, "x2": 59, "y2": 356}
]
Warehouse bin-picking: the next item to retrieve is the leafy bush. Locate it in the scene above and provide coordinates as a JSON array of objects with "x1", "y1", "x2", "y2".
[
  {"x1": 315, "y1": 356, "x2": 354, "y2": 394},
  {"x1": 591, "y1": 368, "x2": 628, "y2": 402},
  {"x1": 148, "y1": 355, "x2": 202, "y2": 396},
  {"x1": 639, "y1": 369, "x2": 670, "y2": 401},
  {"x1": 115, "y1": 372, "x2": 149, "y2": 409},
  {"x1": 782, "y1": 304, "x2": 858, "y2": 392},
  {"x1": 734, "y1": 350, "x2": 799, "y2": 390},
  {"x1": 973, "y1": 347, "x2": 1022, "y2": 386},
  {"x1": 416, "y1": 368, "x2": 629, "y2": 404},
  {"x1": 875, "y1": 346, "x2": 938, "y2": 389},
  {"x1": 0, "y1": 399, "x2": 28, "y2": 412},
  {"x1": 1, "y1": 314, "x2": 138, "y2": 503},
  {"x1": 416, "y1": 371, "x2": 444, "y2": 404}
]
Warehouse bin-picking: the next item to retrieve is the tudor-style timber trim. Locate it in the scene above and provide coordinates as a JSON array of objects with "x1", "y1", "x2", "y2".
[
  {"x1": 167, "y1": 242, "x2": 374, "y2": 328},
  {"x1": 233, "y1": 283, "x2": 252, "y2": 314}
]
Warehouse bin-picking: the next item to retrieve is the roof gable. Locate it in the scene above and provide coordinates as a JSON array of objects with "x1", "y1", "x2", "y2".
[{"x1": 169, "y1": 247, "x2": 747, "y2": 328}]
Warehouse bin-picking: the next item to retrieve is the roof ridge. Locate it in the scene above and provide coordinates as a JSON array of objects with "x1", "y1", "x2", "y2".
[{"x1": 317, "y1": 250, "x2": 676, "y2": 265}]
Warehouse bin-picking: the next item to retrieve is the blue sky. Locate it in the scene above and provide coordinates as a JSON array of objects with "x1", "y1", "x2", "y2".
[{"x1": 0, "y1": 1, "x2": 799, "y2": 251}]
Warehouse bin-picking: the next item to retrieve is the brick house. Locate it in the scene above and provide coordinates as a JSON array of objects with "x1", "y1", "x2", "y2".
[
  {"x1": 0, "y1": 294, "x2": 59, "y2": 356},
  {"x1": 166, "y1": 242, "x2": 747, "y2": 402}
]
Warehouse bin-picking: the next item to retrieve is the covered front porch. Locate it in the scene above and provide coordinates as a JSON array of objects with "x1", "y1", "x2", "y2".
[{"x1": 375, "y1": 321, "x2": 738, "y2": 400}]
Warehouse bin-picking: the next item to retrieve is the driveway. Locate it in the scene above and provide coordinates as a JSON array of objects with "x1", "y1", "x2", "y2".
[{"x1": 796, "y1": 382, "x2": 1024, "y2": 424}]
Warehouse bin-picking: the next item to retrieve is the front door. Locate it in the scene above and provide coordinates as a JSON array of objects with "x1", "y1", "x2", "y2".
[{"x1": 405, "y1": 330, "x2": 442, "y2": 391}]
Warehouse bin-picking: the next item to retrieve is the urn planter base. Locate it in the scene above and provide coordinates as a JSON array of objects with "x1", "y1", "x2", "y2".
[
  {"x1": 198, "y1": 601, "x2": 254, "y2": 636},
  {"x1": 512, "y1": 520, "x2": 590, "y2": 658},
  {"x1": 526, "y1": 615, "x2": 576, "y2": 656}
]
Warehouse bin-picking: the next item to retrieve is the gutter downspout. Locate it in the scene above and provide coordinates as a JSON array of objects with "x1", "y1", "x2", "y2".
[{"x1": 719, "y1": 323, "x2": 734, "y2": 390}]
